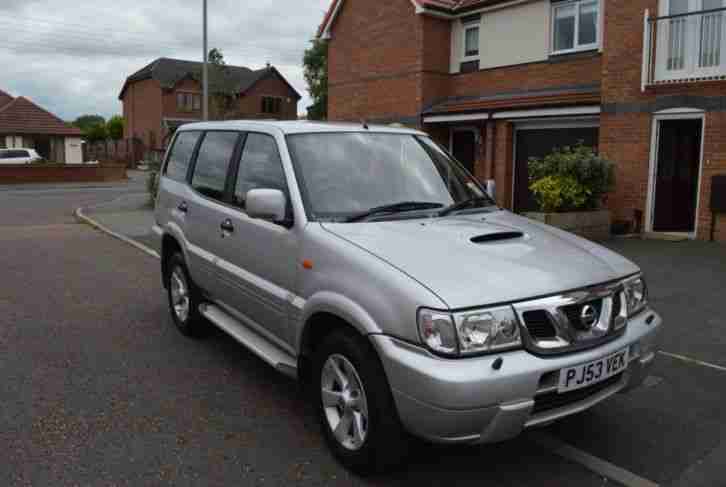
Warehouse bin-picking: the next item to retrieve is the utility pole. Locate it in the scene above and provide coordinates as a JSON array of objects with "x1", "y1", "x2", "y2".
[{"x1": 202, "y1": 0, "x2": 209, "y2": 121}]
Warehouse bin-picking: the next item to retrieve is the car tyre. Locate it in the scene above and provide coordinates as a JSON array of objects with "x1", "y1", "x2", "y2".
[
  {"x1": 166, "y1": 252, "x2": 209, "y2": 338},
  {"x1": 313, "y1": 329, "x2": 409, "y2": 474}
]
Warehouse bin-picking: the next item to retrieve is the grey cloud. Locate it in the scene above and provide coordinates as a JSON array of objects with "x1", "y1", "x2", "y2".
[{"x1": 0, "y1": 0, "x2": 330, "y2": 119}]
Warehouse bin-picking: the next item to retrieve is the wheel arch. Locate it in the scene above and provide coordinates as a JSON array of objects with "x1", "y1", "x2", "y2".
[
  {"x1": 160, "y1": 224, "x2": 190, "y2": 288},
  {"x1": 296, "y1": 292, "x2": 383, "y2": 384}
]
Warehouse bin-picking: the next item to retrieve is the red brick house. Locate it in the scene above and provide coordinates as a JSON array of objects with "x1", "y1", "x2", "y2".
[
  {"x1": 0, "y1": 89, "x2": 83, "y2": 163},
  {"x1": 119, "y1": 58, "x2": 301, "y2": 151},
  {"x1": 319, "y1": 0, "x2": 726, "y2": 241}
]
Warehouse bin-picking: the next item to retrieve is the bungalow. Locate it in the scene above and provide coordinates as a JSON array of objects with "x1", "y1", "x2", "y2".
[{"x1": 0, "y1": 89, "x2": 83, "y2": 164}]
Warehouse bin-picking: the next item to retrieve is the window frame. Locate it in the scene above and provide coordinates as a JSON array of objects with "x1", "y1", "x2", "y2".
[
  {"x1": 162, "y1": 130, "x2": 204, "y2": 183},
  {"x1": 228, "y1": 131, "x2": 293, "y2": 223},
  {"x1": 285, "y1": 132, "x2": 490, "y2": 223},
  {"x1": 261, "y1": 96, "x2": 284, "y2": 115},
  {"x1": 176, "y1": 91, "x2": 202, "y2": 112},
  {"x1": 188, "y1": 130, "x2": 245, "y2": 204},
  {"x1": 550, "y1": 0, "x2": 601, "y2": 55},
  {"x1": 461, "y1": 20, "x2": 481, "y2": 61}
]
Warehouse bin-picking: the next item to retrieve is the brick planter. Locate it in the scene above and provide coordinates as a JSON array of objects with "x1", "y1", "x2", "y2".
[
  {"x1": 525, "y1": 210, "x2": 611, "y2": 241},
  {"x1": 0, "y1": 164, "x2": 127, "y2": 184}
]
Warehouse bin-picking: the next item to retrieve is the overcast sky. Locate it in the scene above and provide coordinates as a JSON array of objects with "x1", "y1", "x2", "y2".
[{"x1": 0, "y1": 0, "x2": 330, "y2": 121}]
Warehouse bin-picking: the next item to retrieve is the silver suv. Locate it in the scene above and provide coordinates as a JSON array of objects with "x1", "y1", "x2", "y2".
[{"x1": 153, "y1": 121, "x2": 662, "y2": 472}]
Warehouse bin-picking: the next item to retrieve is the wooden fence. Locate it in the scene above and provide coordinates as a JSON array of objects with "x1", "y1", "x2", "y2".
[{"x1": 83, "y1": 139, "x2": 145, "y2": 167}]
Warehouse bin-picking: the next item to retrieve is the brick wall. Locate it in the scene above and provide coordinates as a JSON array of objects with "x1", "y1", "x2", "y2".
[
  {"x1": 0, "y1": 164, "x2": 127, "y2": 184},
  {"x1": 448, "y1": 53, "x2": 602, "y2": 99},
  {"x1": 162, "y1": 78, "x2": 202, "y2": 121},
  {"x1": 327, "y1": 0, "x2": 424, "y2": 122},
  {"x1": 600, "y1": 0, "x2": 726, "y2": 241},
  {"x1": 237, "y1": 74, "x2": 298, "y2": 120},
  {"x1": 492, "y1": 121, "x2": 514, "y2": 208},
  {"x1": 122, "y1": 78, "x2": 162, "y2": 150}
]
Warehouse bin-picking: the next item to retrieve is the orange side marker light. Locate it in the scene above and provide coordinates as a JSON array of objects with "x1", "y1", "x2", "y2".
[{"x1": 302, "y1": 259, "x2": 314, "y2": 270}]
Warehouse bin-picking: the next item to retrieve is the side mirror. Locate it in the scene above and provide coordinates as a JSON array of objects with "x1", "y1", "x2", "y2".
[{"x1": 246, "y1": 188, "x2": 287, "y2": 223}]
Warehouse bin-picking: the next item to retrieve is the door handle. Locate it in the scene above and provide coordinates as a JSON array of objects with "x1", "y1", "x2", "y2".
[
  {"x1": 177, "y1": 201, "x2": 188, "y2": 213},
  {"x1": 220, "y1": 219, "x2": 234, "y2": 233}
]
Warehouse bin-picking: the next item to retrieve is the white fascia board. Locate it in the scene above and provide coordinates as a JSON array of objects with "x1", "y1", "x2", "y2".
[
  {"x1": 423, "y1": 113, "x2": 490, "y2": 123},
  {"x1": 492, "y1": 106, "x2": 601, "y2": 119},
  {"x1": 319, "y1": 0, "x2": 344, "y2": 39}
]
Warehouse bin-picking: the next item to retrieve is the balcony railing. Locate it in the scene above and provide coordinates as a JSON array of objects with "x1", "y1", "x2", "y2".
[{"x1": 642, "y1": 6, "x2": 726, "y2": 90}]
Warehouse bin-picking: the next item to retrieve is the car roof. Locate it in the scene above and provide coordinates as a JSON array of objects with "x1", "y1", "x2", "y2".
[{"x1": 176, "y1": 120, "x2": 427, "y2": 136}]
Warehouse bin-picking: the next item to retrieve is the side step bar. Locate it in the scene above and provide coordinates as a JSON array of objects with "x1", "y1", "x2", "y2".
[{"x1": 199, "y1": 303, "x2": 298, "y2": 379}]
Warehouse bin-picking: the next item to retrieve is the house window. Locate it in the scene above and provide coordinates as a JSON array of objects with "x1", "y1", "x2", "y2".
[
  {"x1": 552, "y1": 0, "x2": 600, "y2": 54},
  {"x1": 177, "y1": 92, "x2": 201, "y2": 112},
  {"x1": 261, "y1": 96, "x2": 282, "y2": 114},
  {"x1": 464, "y1": 24, "x2": 480, "y2": 57}
]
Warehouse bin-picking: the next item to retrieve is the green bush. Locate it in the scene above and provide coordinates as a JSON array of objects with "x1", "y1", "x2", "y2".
[{"x1": 528, "y1": 143, "x2": 614, "y2": 213}]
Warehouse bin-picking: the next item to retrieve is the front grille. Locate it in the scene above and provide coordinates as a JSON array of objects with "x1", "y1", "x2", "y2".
[
  {"x1": 522, "y1": 310, "x2": 557, "y2": 338},
  {"x1": 513, "y1": 283, "x2": 629, "y2": 355},
  {"x1": 531, "y1": 373, "x2": 623, "y2": 415}
]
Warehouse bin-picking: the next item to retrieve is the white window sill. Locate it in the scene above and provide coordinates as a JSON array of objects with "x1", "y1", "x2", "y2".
[
  {"x1": 651, "y1": 71, "x2": 726, "y2": 84},
  {"x1": 550, "y1": 44, "x2": 600, "y2": 56},
  {"x1": 460, "y1": 56, "x2": 480, "y2": 63}
]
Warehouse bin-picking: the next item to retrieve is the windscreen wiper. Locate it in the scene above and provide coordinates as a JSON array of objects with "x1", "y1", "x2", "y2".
[
  {"x1": 438, "y1": 197, "x2": 495, "y2": 217},
  {"x1": 344, "y1": 201, "x2": 444, "y2": 222}
]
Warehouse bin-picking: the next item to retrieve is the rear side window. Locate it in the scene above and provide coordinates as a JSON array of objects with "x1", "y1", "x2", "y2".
[
  {"x1": 0, "y1": 150, "x2": 29, "y2": 158},
  {"x1": 191, "y1": 131, "x2": 239, "y2": 201},
  {"x1": 165, "y1": 131, "x2": 201, "y2": 182},
  {"x1": 233, "y1": 133, "x2": 287, "y2": 208}
]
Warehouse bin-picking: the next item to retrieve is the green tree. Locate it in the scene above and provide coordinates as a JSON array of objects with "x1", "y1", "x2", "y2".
[
  {"x1": 106, "y1": 115, "x2": 124, "y2": 141},
  {"x1": 303, "y1": 39, "x2": 328, "y2": 120},
  {"x1": 84, "y1": 122, "x2": 108, "y2": 143},
  {"x1": 208, "y1": 47, "x2": 226, "y2": 67},
  {"x1": 208, "y1": 48, "x2": 236, "y2": 120},
  {"x1": 73, "y1": 114, "x2": 105, "y2": 133}
]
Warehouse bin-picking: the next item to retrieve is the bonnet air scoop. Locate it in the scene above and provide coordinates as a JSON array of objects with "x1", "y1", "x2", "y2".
[{"x1": 470, "y1": 231, "x2": 524, "y2": 243}]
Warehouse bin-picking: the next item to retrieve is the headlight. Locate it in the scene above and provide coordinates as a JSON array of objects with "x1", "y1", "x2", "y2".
[
  {"x1": 623, "y1": 275, "x2": 648, "y2": 317},
  {"x1": 418, "y1": 306, "x2": 521, "y2": 357}
]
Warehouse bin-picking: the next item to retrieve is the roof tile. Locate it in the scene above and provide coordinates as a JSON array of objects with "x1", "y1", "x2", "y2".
[
  {"x1": 119, "y1": 57, "x2": 299, "y2": 100},
  {"x1": 0, "y1": 96, "x2": 82, "y2": 136},
  {"x1": 0, "y1": 89, "x2": 13, "y2": 110}
]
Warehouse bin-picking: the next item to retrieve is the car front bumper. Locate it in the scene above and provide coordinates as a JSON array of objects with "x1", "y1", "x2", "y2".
[{"x1": 370, "y1": 308, "x2": 662, "y2": 444}]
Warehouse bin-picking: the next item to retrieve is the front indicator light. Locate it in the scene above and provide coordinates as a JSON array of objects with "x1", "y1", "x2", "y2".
[
  {"x1": 624, "y1": 275, "x2": 648, "y2": 317},
  {"x1": 418, "y1": 309, "x2": 458, "y2": 355}
]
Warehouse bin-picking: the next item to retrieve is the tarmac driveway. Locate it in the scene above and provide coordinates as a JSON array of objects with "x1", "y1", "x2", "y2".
[{"x1": 2, "y1": 183, "x2": 726, "y2": 486}]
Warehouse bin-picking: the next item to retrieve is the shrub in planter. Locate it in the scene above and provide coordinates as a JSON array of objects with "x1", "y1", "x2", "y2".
[{"x1": 528, "y1": 143, "x2": 614, "y2": 213}]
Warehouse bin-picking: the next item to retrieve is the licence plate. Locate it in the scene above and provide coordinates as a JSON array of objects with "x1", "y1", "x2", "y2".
[{"x1": 558, "y1": 348, "x2": 628, "y2": 393}]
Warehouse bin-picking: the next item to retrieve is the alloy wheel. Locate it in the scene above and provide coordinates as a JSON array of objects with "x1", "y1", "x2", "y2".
[
  {"x1": 320, "y1": 354, "x2": 369, "y2": 451},
  {"x1": 170, "y1": 266, "x2": 190, "y2": 323}
]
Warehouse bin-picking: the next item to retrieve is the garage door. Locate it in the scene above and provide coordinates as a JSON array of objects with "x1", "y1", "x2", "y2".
[{"x1": 514, "y1": 127, "x2": 599, "y2": 212}]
